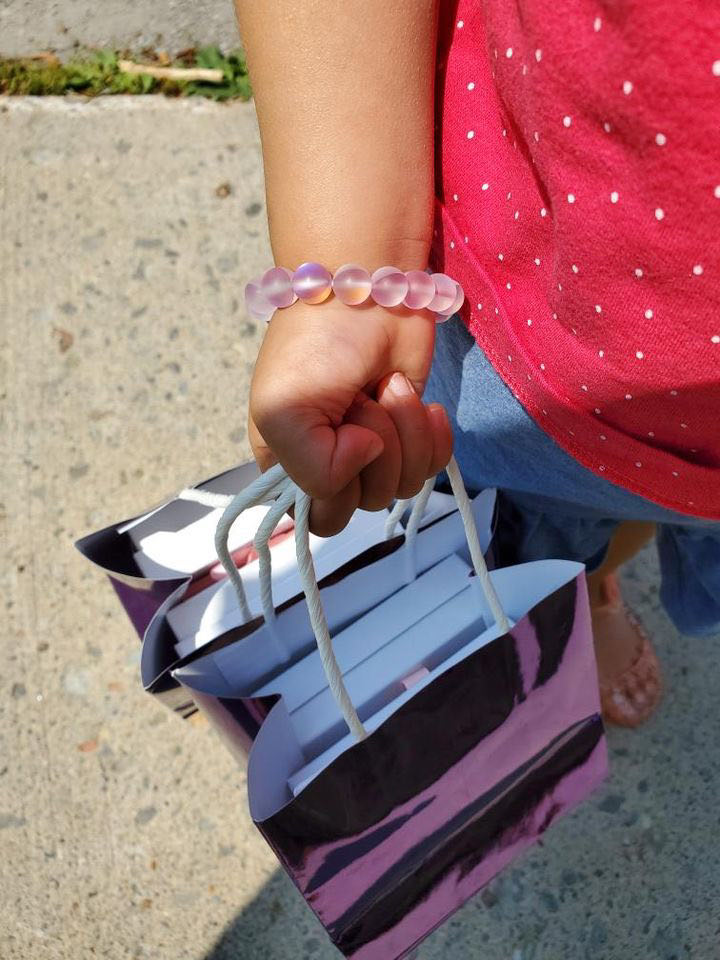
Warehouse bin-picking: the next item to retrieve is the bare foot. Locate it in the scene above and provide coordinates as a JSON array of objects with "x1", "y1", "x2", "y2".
[{"x1": 590, "y1": 573, "x2": 662, "y2": 727}]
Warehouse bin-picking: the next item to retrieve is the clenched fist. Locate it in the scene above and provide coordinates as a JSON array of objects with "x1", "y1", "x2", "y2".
[{"x1": 249, "y1": 296, "x2": 453, "y2": 535}]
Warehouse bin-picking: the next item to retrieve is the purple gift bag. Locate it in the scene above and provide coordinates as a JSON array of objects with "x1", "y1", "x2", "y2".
[
  {"x1": 75, "y1": 459, "x2": 497, "y2": 736},
  {"x1": 171, "y1": 458, "x2": 608, "y2": 959}
]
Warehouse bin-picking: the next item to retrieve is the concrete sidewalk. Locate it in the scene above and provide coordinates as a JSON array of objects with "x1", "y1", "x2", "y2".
[
  {"x1": 2, "y1": 97, "x2": 719, "y2": 960},
  {"x1": 1, "y1": 0, "x2": 241, "y2": 58}
]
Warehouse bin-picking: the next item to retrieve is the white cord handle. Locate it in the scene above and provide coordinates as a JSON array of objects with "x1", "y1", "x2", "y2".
[
  {"x1": 384, "y1": 497, "x2": 411, "y2": 539},
  {"x1": 401, "y1": 477, "x2": 435, "y2": 583},
  {"x1": 445, "y1": 457, "x2": 509, "y2": 632},
  {"x1": 293, "y1": 491, "x2": 368, "y2": 741},
  {"x1": 213, "y1": 462, "x2": 288, "y2": 622},
  {"x1": 254, "y1": 486, "x2": 296, "y2": 631},
  {"x1": 214, "y1": 456, "x2": 509, "y2": 742}
]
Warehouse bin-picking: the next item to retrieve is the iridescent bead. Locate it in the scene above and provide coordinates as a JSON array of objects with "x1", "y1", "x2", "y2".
[
  {"x1": 260, "y1": 266, "x2": 298, "y2": 309},
  {"x1": 292, "y1": 262, "x2": 333, "y2": 304},
  {"x1": 435, "y1": 282, "x2": 465, "y2": 320},
  {"x1": 403, "y1": 270, "x2": 436, "y2": 310},
  {"x1": 245, "y1": 278, "x2": 276, "y2": 322},
  {"x1": 426, "y1": 273, "x2": 458, "y2": 312},
  {"x1": 370, "y1": 266, "x2": 410, "y2": 307},
  {"x1": 332, "y1": 263, "x2": 372, "y2": 305}
]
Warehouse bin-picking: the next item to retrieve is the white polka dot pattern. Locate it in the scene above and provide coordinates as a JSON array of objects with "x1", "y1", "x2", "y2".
[{"x1": 429, "y1": 0, "x2": 720, "y2": 520}]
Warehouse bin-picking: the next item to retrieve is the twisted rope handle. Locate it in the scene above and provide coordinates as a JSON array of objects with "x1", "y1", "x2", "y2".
[
  {"x1": 400, "y1": 476, "x2": 435, "y2": 583},
  {"x1": 213, "y1": 456, "x2": 509, "y2": 742},
  {"x1": 293, "y1": 491, "x2": 368, "y2": 741},
  {"x1": 445, "y1": 457, "x2": 509, "y2": 632},
  {"x1": 213, "y1": 462, "x2": 289, "y2": 622},
  {"x1": 253, "y1": 486, "x2": 296, "y2": 631},
  {"x1": 384, "y1": 497, "x2": 411, "y2": 539}
]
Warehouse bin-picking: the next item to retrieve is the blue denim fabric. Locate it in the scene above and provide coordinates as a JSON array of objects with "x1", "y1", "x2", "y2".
[{"x1": 425, "y1": 317, "x2": 720, "y2": 636}]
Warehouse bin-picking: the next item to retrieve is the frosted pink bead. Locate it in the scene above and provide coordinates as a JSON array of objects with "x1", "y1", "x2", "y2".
[
  {"x1": 435, "y1": 282, "x2": 465, "y2": 319},
  {"x1": 332, "y1": 263, "x2": 372, "y2": 305},
  {"x1": 370, "y1": 266, "x2": 410, "y2": 307},
  {"x1": 427, "y1": 273, "x2": 458, "y2": 313},
  {"x1": 292, "y1": 262, "x2": 333, "y2": 304},
  {"x1": 403, "y1": 270, "x2": 437, "y2": 310},
  {"x1": 260, "y1": 266, "x2": 298, "y2": 309},
  {"x1": 245, "y1": 278, "x2": 276, "y2": 322},
  {"x1": 248, "y1": 262, "x2": 464, "y2": 323}
]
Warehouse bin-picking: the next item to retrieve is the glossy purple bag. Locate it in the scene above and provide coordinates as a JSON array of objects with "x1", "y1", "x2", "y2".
[
  {"x1": 75, "y1": 459, "x2": 497, "y2": 735},
  {"x1": 74, "y1": 461, "x2": 265, "y2": 715},
  {"x1": 172, "y1": 459, "x2": 608, "y2": 960}
]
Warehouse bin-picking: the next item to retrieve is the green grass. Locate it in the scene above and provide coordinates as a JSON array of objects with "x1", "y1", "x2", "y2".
[{"x1": 0, "y1": 47, "x2": 253, "y2": 101}]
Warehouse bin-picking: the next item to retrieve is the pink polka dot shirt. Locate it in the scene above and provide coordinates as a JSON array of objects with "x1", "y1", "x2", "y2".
[{"x1": 428, "y1": 0, "x2": 720, "y2": 521}]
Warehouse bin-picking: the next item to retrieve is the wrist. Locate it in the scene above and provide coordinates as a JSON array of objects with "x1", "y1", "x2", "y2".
[{"x1": 269, "y1": 237, "x2": 431, "y2": 277}]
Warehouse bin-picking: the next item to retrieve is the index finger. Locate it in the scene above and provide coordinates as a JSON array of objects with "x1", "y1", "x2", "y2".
[{"x1": 251, "y1": 393, "x2": 385, "y2": 500}]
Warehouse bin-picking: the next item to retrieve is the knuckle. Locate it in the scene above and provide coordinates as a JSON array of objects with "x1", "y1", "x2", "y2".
[
  {"x1": 304, "y1": 477, "x2": 336, "y2": 502},
  {"x1": 311, "y1": 517, "x2": 342, "y2": 537},
  {"x1": 250, "y1": 377, "x2": 294, "y2": 436},
  {"x1": 359, "y1": 491, "x2": 394, "y2": 512},
  {"x1": 310, "y1": 510, "x2": 350, "y2": 537},
  {"x1": 250, "y1": 392, "x2": 278, "y2": 439},
  {"x1": 397, "y1": 477, "x2": 426, "y2": 500},
  {"x1": 431, "y1": 448, "x2": 452, "y2": 474}
]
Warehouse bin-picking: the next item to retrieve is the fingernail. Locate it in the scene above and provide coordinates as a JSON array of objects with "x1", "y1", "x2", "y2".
[
  {"x1": 429, "y1": 401, "x2": 449, "y2": 418},
  {"x1": 387, "y1": 372, "x2": 415, "y2": 398}
]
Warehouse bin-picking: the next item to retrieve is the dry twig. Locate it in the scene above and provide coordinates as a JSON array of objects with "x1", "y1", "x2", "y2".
[{"x1": 118, "y1": 60, "x2": 223, "y2": 83}]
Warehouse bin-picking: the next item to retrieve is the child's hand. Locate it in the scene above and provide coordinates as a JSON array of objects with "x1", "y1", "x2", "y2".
[{"x1": 249, "y1": 298, "x2": 453, "y2": 536}]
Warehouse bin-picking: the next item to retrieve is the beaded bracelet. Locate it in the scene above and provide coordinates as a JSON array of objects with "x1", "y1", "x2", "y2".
[{"x1": 244, "y1": 262, "x2": 464, "y2": 324}]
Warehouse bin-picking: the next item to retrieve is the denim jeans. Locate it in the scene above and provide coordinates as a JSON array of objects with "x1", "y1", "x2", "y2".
[{"x1": 425, "y1": 317, "x2": 720, "y2": 636}]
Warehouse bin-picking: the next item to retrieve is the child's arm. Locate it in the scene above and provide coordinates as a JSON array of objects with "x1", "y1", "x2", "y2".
[{"x1": 236, "y1": 0, "x2": 452, "y2": 534}]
